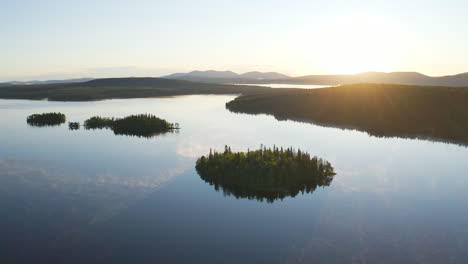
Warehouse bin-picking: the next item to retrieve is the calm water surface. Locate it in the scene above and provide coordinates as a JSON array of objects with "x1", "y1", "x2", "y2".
[
  {"x1": 235, "y1": 83, "x2": 331, "y2": 89},
  {"x1": 1, "y1": 95, "x2": 467, "y2": 263}
]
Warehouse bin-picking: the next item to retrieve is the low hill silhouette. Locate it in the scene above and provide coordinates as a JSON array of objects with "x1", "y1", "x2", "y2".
[
  {"x1": 0, "y1": 77, "x2": 271, "y2": 101},
  {"x1": 291, "y1": 71, "x2": 468, "y2": 86},
  {"x1": 164, "y1": 70, "x2": 468, "y2": 86},
  {"x1": 163, "y1": 70, "x2": 290, "y2": 83}
]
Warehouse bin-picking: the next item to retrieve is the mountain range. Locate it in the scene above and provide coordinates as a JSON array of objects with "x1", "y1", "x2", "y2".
[
  {"x1": 162, "y1": 70, "x2": 290, "y2": 83},
  {"x1": 2, "y1": 71, "x2": 468, "y2": 87},
  {"x1": 163, "y1": 70, "x2": 468, "y2": 87}
]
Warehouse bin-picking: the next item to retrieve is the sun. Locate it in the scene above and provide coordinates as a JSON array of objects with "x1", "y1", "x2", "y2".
[
  {"x1": 314, "y1": 15, "x2": 403, "y2": 74},
  {"x1": 324, "y1": 40, "x2": 394, "y2": 74}
]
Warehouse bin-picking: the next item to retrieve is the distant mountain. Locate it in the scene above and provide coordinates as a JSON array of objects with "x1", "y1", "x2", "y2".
[
  {"x1": 239, "y1": 71, "x2": 290, "y2": 80},
  {"x1": 162, "y1": 70, "x2": 290, "y2": 83},
  {"x1": 164, "y1": 70, "x2": 238, "y2": 80},
  {"x1": 0, "y1": 78, "x2": 94, "y2": 87},
  {"x1": 162, "y1": 70, "x2": 468, "y2": 86},
  {"x1": 3, "y1": 71, "x2": 468, "y2": 89},
  {"x1": 291, "y1": 72, "x2": 468, "y2": 86}
]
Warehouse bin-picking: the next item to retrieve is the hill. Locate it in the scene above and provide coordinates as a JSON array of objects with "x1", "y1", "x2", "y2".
[
  {"x1": 226, "y1": 83, "x2": 468, "y2": 145},
  {"x1": 291, "y1": 72, "x2": 468, "y2": 86},
  {"x1": 163, "y1": 70, "x2": 468, "y2": 86},
  {"x1": 0, "y1": 78, "x2": 94, "y2": 87},
  {"x1": 162, "y1": 70, "x2": 290, "y2": 83},
  {"x1": 0, "y1": 77, "x2": 271, "y2": 101},
  {"x1": 239, "y1": 71, "x2": 290, "y2": 80}
]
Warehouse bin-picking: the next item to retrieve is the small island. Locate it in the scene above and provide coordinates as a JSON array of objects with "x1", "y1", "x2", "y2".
[
  {"x1": 196, "y1": 146, "x2": 336, "y2": 202},
  {"x1": 68, "y1": 122, "x2": 80, "y2": 130},
  {"x1": 26, "y1": 112, "x2": 66, "y2": 126},
  {"x1": 84, "y1": 113, "x2": 179, "y2": 137}
]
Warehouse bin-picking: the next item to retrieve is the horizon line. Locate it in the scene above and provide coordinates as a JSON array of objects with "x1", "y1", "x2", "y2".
[{"x1": 2, "y1": 69, "x2": 468, "y2": 83}]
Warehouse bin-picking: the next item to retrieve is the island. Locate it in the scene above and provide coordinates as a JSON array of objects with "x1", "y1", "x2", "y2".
[
  {"x1": 68, "y1": 122, "x2": 80, "y2": 130},
  {"x1": 196, "y1": 146, "x2": 336, "y2": 202},
  {"x1": 26, "y1": 112, "x2": 66, "y2": 126},
  {"x1": 84, "y1": 114, "x2": 179, "y2": 137}
]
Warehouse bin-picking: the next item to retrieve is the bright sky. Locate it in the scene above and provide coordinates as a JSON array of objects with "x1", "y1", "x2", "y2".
[{"x1": 1, "y1": 0, "x2": 467, "y2": 81}]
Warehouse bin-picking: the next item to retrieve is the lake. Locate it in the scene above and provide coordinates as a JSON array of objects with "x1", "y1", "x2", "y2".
[
  {"x1": 235, "y1": 83, "x2": 331, "y2": 89},
  {"x1": 1, "y1": 95, "x2": 468, "y2": 263}
]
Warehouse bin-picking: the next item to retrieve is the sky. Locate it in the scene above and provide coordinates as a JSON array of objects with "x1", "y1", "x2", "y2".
[{"x1": 1, "y1": 0, "x2": 468, "y2": 81}]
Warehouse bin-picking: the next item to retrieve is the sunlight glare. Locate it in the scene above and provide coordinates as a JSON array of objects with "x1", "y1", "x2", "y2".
[{"x1": 314, "y1": 15, "x2": 403, "y2": 74}]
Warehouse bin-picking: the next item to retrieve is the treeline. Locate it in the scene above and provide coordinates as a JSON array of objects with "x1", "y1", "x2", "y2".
[
  {"x1": 68, "y1": 122, "x2": 80, "y2": 130},
  {"x1": 0, "y1": 77, "x2": 271, "y2": 101},
  {"x1": 226, "y1": 83, "x2": 468, "y2": 145},
  {"x1": 25, "y1": 112, "x2": 179, "y2": 137},
  {"x1": 84, "y1": 114, "x2": 179, "y2": 137},
  {"x1": 26, "y1": 112, "x2": 66, "y2": 126},
  {"x1": 196, "y1": 145, "x2": 335, "y2": 202}
]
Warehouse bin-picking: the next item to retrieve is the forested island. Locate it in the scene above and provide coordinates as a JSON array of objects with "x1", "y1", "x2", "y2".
[
  {"x1": 84, "y1": 114, "x2": 178, "y2": 137},
  {"x1": 24, "y1": 112, "x2": 178, "y2": 137},
  {"x1": 196, "y1": 146, "x2": 336, "y2": 202},
  {"x1": 68, "y1": 122, "x2": 80, "y2": 130},
  {"x1": 226, "y1": 83, "x2": 468, "y2": 145},
  {"x1": 26, "y1": 113, "x2": 66, "y2": 126}
]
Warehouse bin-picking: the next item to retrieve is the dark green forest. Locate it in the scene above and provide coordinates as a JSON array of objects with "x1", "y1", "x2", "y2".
[
  {"x1": 26, "y1": 112, "x2": 66, "y2": 126},
  {"x1": 196, "y1": 146, "x2": 336, "y2": 202},
  {"x1": 84, "y1": 114, "x2": 178, "y2": 137},
  {"x1": 226, "y1": 83, "x2": 468, "y2": 145},
  {"x1": 0, "y1": 77, "x2": 270, "y2": 101},
  {"x1": 68, "y1": 122, "x2": 80, "y2": 130}
]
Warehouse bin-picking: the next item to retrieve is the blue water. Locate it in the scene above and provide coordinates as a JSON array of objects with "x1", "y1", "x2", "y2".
[{"x1": 1, "y1": 96, "x2": 467, "y2": 263}]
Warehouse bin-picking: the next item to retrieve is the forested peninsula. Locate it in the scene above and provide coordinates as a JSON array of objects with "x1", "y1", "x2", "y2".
[{"x1": 226, "y1": 83, "x2": 468, "y2": 145}]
